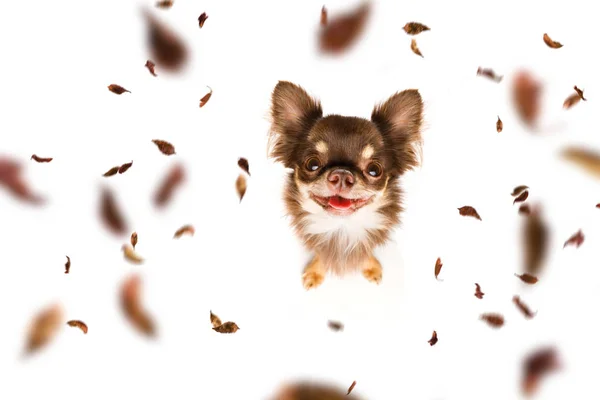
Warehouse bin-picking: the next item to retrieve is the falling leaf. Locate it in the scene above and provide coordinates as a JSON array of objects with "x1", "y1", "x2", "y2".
[
  {"x1": 563, "y1": 93, "x2": 581, "y2": 109},
  {"x1": 320, "y1": 6, "x2": 328, "y2": 26},
  {"x1": 513, "y1": 296, "x2": 536, "y2": 319},
  {"x1": 99, "y1": 187, "x2": 128, "y2": 236},
  {"x1": 122, "y1": 243, "x2": 144, "y2": 264},
  {"x1": 428, "y1": 330, "x2": 438, "y2": 346},
  {"x1": 511, "y1": 185, "x2": 529, "y2": 196},
  {"x1": 103, "y1": 166, "x2": 120, "y2": 177},
  {"x1": 519, "y1": 204, "x2": 531, "y2": 215},
  {"x1": 155, "y1": 0, "x2": 173, "y2": 9},
  {"x1": 199, "y1": 86, "x2": 212, "y2": 108},
  {"x1": 24, "y1": 303, "x2": 63, "y2": 356},
  {"x1": 152, "y1": 139, "x2": 176, "y2": 155},
  {"x1": 327, "y1": 320, "x2": 344, "y2": 332},
  {"x1": 596, "y1": 203, "x2": 600, "y2": 208},
  {"x1": 476, "y1": 67, "x2": 503, "y2": 83},
  {"x1": 514, "y1": 190, "x2": 529, "y2": 204},
  {"x1": 480, "y1": 313, "x2": 504, "y2": 328},
  {"x1": 237, "y1": 157, "x2": 250, "y2": 176},
  {"x1": 0, "y1": 157, "x2": 45, "y2": 204},
  {"x1": 410, "y1": 38, "x2": 423, "y2": 57},
  {"x1": 213, "y1": 321, "x2": 240, "y2": 334},
  {"x1": 496, "y1": 116, "x2": 503, "y2": 133},
  {"x1": 474, "y1": 283, "x2": 484, "y2": 299},
  {"x1": 574, "y1": 86, "x2": 586, "y2": 101},
  {"x1": 120, "y1": 274, "x2": 156, "y2": 337},
  {"x1": 434, "y1": 257, "x2": 443, "y2": 280},
  {"x1": 198, "y1": 12, "x2": 208, "y2": 28},
  {"x1": 66, "y1": 320, "x2": 88, "y2": 334},
  {"x1": 543, "y1": 33, "x2": 563, "y2": 49},
  {"x1": 347, "y1": 381, "x2": 357, "y2": 395},
  {"x1": 403, "y1": 22, "x2": 430, "y2": 35},
  {"x1": 318, "y1": 2, "x2": 371, "y2": 55},
  {"x1": 235, "y1": 174, "x2": 247, "y2": 202},
  {"x1": 154, "y1": 163, "x2": 185, "y2": 208},
  {"x1": 64, "y1": 256, "x2": 70, "y2": 274},
  {"x1": 561, "y1": 146, "x2": 600, "y2": 178},
  {"x1": 31, "y1": 154, "x2": 53, "y2": 163},
  {"x1": 522, "y1": 206, "x2": 548, "y2": 275},
  {"x1": 522, "y1": 347, "x2": 560, "y2": 396},
  {"x1": 118, "y1": 161, "x2": 133, "y2": 174},
  {"x1": 144, "y1": 10, "x2": 188, "y2": 72},
  {"x1": 210, "y1": 311, "x2": 222, "y2": 329},
  {"x1": 145, "y1": 60, "x2": 157, "y2": 76},
  {"x1": 563, "y1": 229, "x2": 584, "y2": 248},
  {"x1": 515, "y1": 273, "x2": 538, "y2": 284},
  {"x1": 107, "y1": 84, "x2": 130, "y2": 95},
  {"x1": 130, "y1": 232, "x2": 138, "y2": 249},
  {"x1": 458, "y1": 206, "x2": 481, "y2": 220},
  {"x1": 173, "y1": 224, "x2": 195, "y2": 238},
  {"x1": 512, "y1": 70, "x2": 542, "y2": 128}
]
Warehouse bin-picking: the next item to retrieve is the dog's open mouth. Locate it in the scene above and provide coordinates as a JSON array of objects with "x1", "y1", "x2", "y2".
[{"x1": 310, "y1": 193, "x2": 373, "y2": 214}]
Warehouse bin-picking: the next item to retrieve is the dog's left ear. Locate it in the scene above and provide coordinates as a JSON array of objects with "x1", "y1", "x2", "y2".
[{"x1": 371, "y1": 89, "x2": 423, "y2": 174}]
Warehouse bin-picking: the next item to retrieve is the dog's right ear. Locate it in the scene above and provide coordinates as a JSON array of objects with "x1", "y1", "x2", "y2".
[{"x1": 268, "y1": 81, "x2": 323, "y2": 168}]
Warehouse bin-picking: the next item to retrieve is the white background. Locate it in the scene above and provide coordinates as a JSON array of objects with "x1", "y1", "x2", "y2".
[{"x1": 1, "y1": 0, "x2": 599, "y2": 399}]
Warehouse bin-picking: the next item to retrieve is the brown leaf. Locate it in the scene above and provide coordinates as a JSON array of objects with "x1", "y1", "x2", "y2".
[
  {"x1": 480, "y1": 313, "x2": 504, "y2": 328},
  {"x1": 120, "y1": 274, "x2": 156, "y2": 337},
  {"x1": 561, "y1": 146, "x2": 600, "y2": 178},
  {"x1": 107, "y1": 84, "x2": 130, "y2": 95},
  {"x1": 320, "y1": 6, "x2": 327, "y2": 26},
  {"x1": 434, "y1": 257, "x2": 443, "y2": 280},
  {"x1": 543, "y1": 33, "x2": 563, "y2": 49},
  {"x1": 155, "y1": 0, "x2": 173, "y2": 9},
  {"x1": 144, "y1": 10, "x2": 188, "y2": 72},
  {"x1": 574, "y1": 86, "x2": 586, "y2": 101},
  {"x1": 522, "y1": 347, "x2": 561, "y2": 396},
  {"x1": 496, "y1": 116, "x2": 503, "y2": 133},
  {"x1": 0, "y1": 157, "x2": 45, "y2": 204},
  {"x1": 210, "y1": 311, "x2": 222, "y2": 328},
  {"x1": 198, "y1": 12, "x2": 208, "y2": 28},
  {"x1": 154, "y1": 163, "x2": 185, "y2": 208},
  {"x1": 213, "y1": 321, "x2": 240, "y2": 334},
  {"x1": 122, "y1": 243, "x2": 144, "y2": 264},
  {"x1": 522, "y1": 206, "x2": 548, "y2": 275},
  {"x1": 199, "y1": 86, "x2": 212, "y2": 108},
  {"x1": 511, "y1": 185, "x2": 529, "y2": 196},
  {"x1": 515, "y1": 273, "x2": 539, "y2": 284},
  {"x1": 130, "y1": 232, "x2": 138, "y2": 249},
  {"x1": 519, "y1": 204, "x2": 531, "y2": 215},
  {"x1": 513, "y1": 190, "x2": 529, "y2": 204},
  {"x1": 512, "y1": 70, "x2": 542, "y2": 128},
  {"x1": 237, "y1": 157, "x2": 250, "y2": 176},
  {"x1": 596, "y1": 203, "x2": 600, "y2": 209},
  {"x1": 476, "y1": 67, "x2": 503, "y2": 83},
  {"x1": 236, "y1": 173, "x2": 247, "y2": 202},
  {"x1": 403, "y1": 22, "x2": 430, "y2": 35},
  {"x1": 174, "y1": 224, "x2": 195, "y2": 238},
  {"x1": 327, "y1": 320, "x2": 344, "y2": 332},
  {"x1": 563, "y1": 229, "x2": 584, "y2": 248},
  {"x1": 428, "y1": 330, "x2": 438, "y2": 346},
  {"x1": 318, "y1": 2, "x2": 371, "y2": 55},
  {"x1": 347, "y1": 381, "x2": 357, "y2": 395},
  {"x1": 64, "y1": 256, "x2": 70, "y2": 274},
  {"x1": 103, "y1": 166, "x2": 120, "y2": 177},
  {"x1": 145, "y1": 60, "x2": 157, "y2": 76},
  {"x1": 513, "y1": 295, "x2": 536, "y2": 319},
  {"x1": 99, "y1": 187, "x2": 128, "y2": 236},
  {"x1": 274, "y1": 381, "x2": 363, "y2": 400},
  {"x1": 118, "y1": 161, "x2": 133, "y2": 174},
  {"x1": 66, "y1": 320, "x2": 88, "y2": 334},
  {"x1": 410, "y1": 38, "x2": 423, "y2": 57},
  {"x1": 563, "y1": 93, "x2": 581, "y2": 109},
  {"x1": 24, "y1": 303, "x2": 63, "y2": 356},
  {"x1": 474, "y1": 283, "x2": 484, "y2": 299},
  {"x1": 458, "y1": 206, "x2": 482, "y2": 220},
  {"x1": 152, "y1": 139, "x2": 176, "y2": 155},
  {"x1": 31, "y1": 154, "x2": 53, "y2": 163}
]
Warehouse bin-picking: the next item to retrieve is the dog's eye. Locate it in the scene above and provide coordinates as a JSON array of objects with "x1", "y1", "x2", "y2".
[
  {"x1": 366, "y1": 162, "x2": 383, "y2": 178},
  {"x1": 305, "y1": 157, "x2": 322, "y2": 172}
]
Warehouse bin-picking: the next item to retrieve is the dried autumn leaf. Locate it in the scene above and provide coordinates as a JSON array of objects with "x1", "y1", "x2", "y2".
[
  {"x1": 458, "y1": 206, "x2": 482, "y2": 220},
  {"x1": 118, "y1": 161, "x2": 133, "y2": 174},
  {"x1": 512, "y1": 70, "x2": 542, "y2": 128},
  {"x1": 403, "y1": 22, "x2": 430, "y2": 35},
  {"x1": 144, "y1": 10, "x2": 188, "y2": 72},
  {"x1": 496, "y1": 116, "x2": 503, "y2": 133},
  {"x1": 152, "y1": 139, "x2": 176, "y2": 155},
  {"x1": 274, "y1": 381, "x2": 362, "y2": 400},
  {"x1": 236, "y1": 173, "x2": 247, "y2": 202},
  {"x1": 480, "y1": 313, "x2": 504, "y2": 328},
  {"x1": 522, "y1": 206, "x2": 548, "y2": 275},
  {"x1": 318, "y1": 2, "x2": 371, "y2": 55},
  {"x1": 99, "y1": 187, "x2": 128, "y2": 236},
  {"x1": 428, "y1": 330, "x2": 438, "y2": 346},
  {"x1": 67, "y1": 320, "x2": 88, "y2": 334},
  {"x1": 522, "y1": 347, "x2": 560, "y2": 396},
  {"x1": 434, "y1": 257, "x2": 443, "y2": 280},
  {"x1": 145, "y1": 60, "x2": 157, "y2": 76},
  {"x1": 210, "y1": 311, "x2": 222, "y2": 328},
  {"x1": 173, "y1": 224, "x2": 195, "y2": 238},
  {"x1": 155, "y1": 0, "x2": 173, "y2": 9},
  {"x1": 327, "y1": 320, "x2": 344, "y2": 332},
  {"x1": 574, "y1": 86, "x2": 586, "y2": 101},
  {"x1": 515, "y1": 273, "x2": 539, "y2": 284},
  {"x1": 519, "y1": 204, "x2": 531, "y2": 215},
  {"x1": 199, "y1": 86, "x2": 212, "y2": 108},
  {"x1": 514, "y1": 190, "x2": 529, "y2": 204},
  {"x1": 561, "y1": 146, "x2": 600, "y2": 178},
  {"x1": 0, "y1": 157, "x2": 45, "y2": 204},
  {"x1": 24, "y1": 303, "x2": 63, "y2": 356},
  {"x1": 347, "y1": 381, "x2": 357, "y2": 395},
  {"x1": 130, "y1": 232, "x2": 138, "y2": 249},
  {"x1": 122, "y1": 243, "x2": 144, "y2": 264},
  {"x1": 107, "y1": 84, "x2": 130, "y2": 95},
  {"x1": 474, "y1": 283, "x2": 484, "y2": 299},
  {"x1": 237, "y1": 157, "x2": 250, "y2": 176},
  {"x1": 410, "y1": 38, "x2": 423, "y2": 57},
  {"x1": 213, "y1": 321, "x2": 240, "y2": 334},
  {"x1": 513, "y1": 295, "x2": 536, "y2": 319},
  {"x1": 563, "y1": 229, "x2": 584, "y2": 248},
  {"x1": 103, "y1": 166, "x2": 120, "y2": 177},
  {"x1": 154, "y1": 163, "x2": 185, "y2": 208},
  {"x1": 198, "y1": 12, "x2": 208, "y2": 28},
  {"x1": 320, "y1": 6, "x2": 327, "y2": 26},
  {"x1": 511, "y1": 185, "x2": 529, "y2": 196},
  {"x1": 120, "y1": 274, "x2": 156, "y2": 337},
  {"x1": 31, "y1": 154, "x2": 53, "y2": 163},
  {"x1": 476, "y1": 67, "x2": 503, "y2": 83},
  {"x1": 596, "y1": 203, "x2": 600, "y2": 208},
  {"x1": 563, "y1": 93, "x2": 581, "y2": 109},
  {"x1": 64, "y1": 256, "x2": 70, "y2": 274},
  {"x1": 543, "y1": 33, "x2": 563, "y2": 49}
]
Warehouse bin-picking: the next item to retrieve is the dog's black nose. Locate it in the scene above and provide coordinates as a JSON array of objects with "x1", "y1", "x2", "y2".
[{"x1": 327, "y1": 169, "x2": 354, "y2": 191}]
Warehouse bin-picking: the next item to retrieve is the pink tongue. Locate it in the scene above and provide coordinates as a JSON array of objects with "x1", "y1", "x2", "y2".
[{"x1": 328, "y1": 196, "x2": 353, "y2": 209}]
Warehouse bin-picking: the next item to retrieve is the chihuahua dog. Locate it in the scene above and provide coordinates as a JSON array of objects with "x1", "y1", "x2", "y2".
[{"x1": 268, "y1": 81, "x2": 424, "y2": 290}]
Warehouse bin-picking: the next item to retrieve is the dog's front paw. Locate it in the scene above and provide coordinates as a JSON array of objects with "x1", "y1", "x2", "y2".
[
  {"x1": 302, "y1": 270, "x2": 325, "y2": 290},
  {"x1": 362, "y1": 257, "x2": 383, "y2": 284}
]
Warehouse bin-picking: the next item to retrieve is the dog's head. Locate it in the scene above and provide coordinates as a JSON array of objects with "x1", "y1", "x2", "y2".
[{"x1": 268, "y1": 81, "x2": 423, "y2": 221}]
